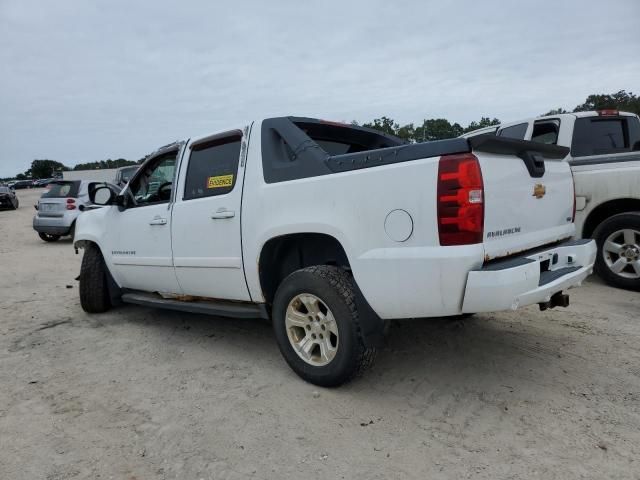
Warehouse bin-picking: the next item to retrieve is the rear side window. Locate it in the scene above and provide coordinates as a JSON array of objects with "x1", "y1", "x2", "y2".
[
  {"x1": 531, "y1": 120, "x2": 560, "y2": 145},
  {"x1": 571, "y1": 117, "x2": 640, "y2": 157},
  {"x1": 184, "y1": 135, "x2": 242, "y2": 200},
  {"x1": 498, "y1": 123, "x2": 528, "y2": 140},
  {"x1": 42, "y1": 181, "x2": 80, "y2": 198}
]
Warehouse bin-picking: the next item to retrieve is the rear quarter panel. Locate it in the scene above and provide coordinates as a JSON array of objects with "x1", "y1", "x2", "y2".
[{"x1": 242, "y1": 120, "x2": 485, "y2": 318}]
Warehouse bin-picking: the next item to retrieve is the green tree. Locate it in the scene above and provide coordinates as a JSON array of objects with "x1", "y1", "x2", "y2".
[
  {"x1": 415, "y1": 118, "x2": 464, "y2": 141},
  {"x1": 73, "y1": 158, "x2": 137, "y2": 170},
  {"x1": 30, "y1": 159, "x2": 70, "y2": 179},
  {"x1": 361, "y1": 116, "x2": 399, "y2": 136},
  {"x1": 542, "y1": 108, "x2": 569, "y2": 116},
  {"x1": 463, "y1": 117, "x2": 501, "y2": 134},
  {"x1": 573, "y1": 90, "x2": 639, "y2": 115}
]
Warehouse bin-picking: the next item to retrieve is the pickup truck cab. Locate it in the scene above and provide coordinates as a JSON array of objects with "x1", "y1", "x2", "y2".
[
  {"x1": 464, "y1": 110, "x2": 640, "y2": 290},
  {"x1": 75, "y1": 117, "x2": 595, "y2": 386}
]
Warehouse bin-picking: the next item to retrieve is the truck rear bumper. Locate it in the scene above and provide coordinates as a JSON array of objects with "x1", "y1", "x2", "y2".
[{"x1": 462, "y1": 238, "x2": 596, "y2": 313}]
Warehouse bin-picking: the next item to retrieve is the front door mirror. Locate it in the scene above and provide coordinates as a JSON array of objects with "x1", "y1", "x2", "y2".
[{"x1": 91, "y1": 185, "x2": 115, "y2": 206}]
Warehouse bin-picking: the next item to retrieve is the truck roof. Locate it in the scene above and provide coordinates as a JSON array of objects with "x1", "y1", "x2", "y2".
[{"x1": 523, "y1": 110, "x2": 638, "y2": 123}]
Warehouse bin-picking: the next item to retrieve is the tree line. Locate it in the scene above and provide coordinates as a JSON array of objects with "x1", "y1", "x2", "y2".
[
  {"x1": 4, "y1": 90, "x2": 637, "y2": 181},
  {"x1": 355, "y1": 90, "x2": 639, "y2": 142}
]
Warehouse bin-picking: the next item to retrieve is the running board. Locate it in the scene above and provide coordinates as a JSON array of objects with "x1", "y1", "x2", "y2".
[{"x1": 121, "y1": 292, "x2": 269, "y2": 319}]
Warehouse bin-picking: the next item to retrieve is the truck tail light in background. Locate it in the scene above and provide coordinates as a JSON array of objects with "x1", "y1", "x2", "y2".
[
  {"x1": 437, "y1": 153, "x2": 484, "y2": 246},
  {"x1": 66, "y1": 198, "x2": 76, "y2": 210},
  {"x1": 597, "y1": 109, "x2": 619, "y2": 116}
]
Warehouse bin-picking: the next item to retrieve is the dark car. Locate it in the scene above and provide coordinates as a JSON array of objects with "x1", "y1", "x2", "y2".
[
  {"x1": 0, "y1": 186, "x2": 19, "y2": 210},
  {"x1": 12, "y1": 180, "x2": 33, "y2": 189}
]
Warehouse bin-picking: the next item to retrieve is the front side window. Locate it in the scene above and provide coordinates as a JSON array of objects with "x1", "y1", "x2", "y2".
[
  {"x1": 498, "y1": 123, "x2": 528, "y2": 140},
  {"x1": 128, "y1": 152, "x2": 177, "y2": 207},
  {"x1": 184, "y1": 135, "x2": 242, "y2": 200},
  {"x1": 531, "y1": 120, "x2": 560, "y2": 145}
]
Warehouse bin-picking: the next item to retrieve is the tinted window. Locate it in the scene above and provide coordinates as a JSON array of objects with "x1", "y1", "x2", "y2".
[
  {"x1": 42, "y1": 181, "x2": 80, "y2": 198},
  {"x1": 531, "y1": 120, "x2": 560, "y2": 145},
  {"x1": 119, "y1": 166, "x2": 138, "y2": 183},
  {"x1": 498, "y1": 123, "x2": 528, "y2": 140},
  {"x1": 571, "y1": 117, "x2": 639, "y2": 157},
  {"x1": 129, "y1": 152, "x2": 177, "y2": 206},
  {"x1": 184, "y1": 136, "x2": 242, "y2": 200}
]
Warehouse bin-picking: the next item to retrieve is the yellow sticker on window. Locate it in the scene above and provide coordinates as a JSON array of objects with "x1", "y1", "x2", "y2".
[{"x1": 207, "y1": 174, "x2": 234, "y2": 189}]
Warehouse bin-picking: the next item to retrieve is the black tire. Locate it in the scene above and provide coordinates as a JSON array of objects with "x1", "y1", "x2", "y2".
[
  {"x1": 38, "y1": 232, "x2": 60, "y2": 242},
  {"x1": 79, "y1": 244, "x2": 112, "y2": 313},
  {"x1": 272, "y1": 265, "x2": 376, "y2": 387},
  {"x1": 69, "y1": 222, "x2": 76, "y2": 241},
  {"x1": 593, "y1": 212, "x2": 640, "y2": 291}
]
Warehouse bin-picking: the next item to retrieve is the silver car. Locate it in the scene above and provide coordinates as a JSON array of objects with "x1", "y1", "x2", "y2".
[{"x1": 33, "y1": 180, "x2": 118, "y2": 242}]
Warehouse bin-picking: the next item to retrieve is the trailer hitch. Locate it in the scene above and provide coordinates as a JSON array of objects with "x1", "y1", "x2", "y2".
[{"x1": 539, "y1": 292, "x2": 570, "y2": 311}]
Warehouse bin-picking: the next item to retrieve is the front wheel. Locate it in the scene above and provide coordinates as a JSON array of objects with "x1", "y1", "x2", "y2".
[
  {"x1": 38, "y1": 232, "x2": 60, "y2": 242},
  {"x1": 594, "y1": 212, "x2": 640, "y2": 291},
  {"x1": 79, "y1": 244, "x2": 112, "y2": 313},
  {"x1": 272, "y1": 266, "x2": 376, "y2": 387}
]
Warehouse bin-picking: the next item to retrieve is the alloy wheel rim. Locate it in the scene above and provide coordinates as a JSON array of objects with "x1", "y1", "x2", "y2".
[
  {"x1": 602, "y1": 228, "x2": 640, "y2": 279},
  {"x1": 285, "y1": 293, "x2": 339, "y2": 367}
]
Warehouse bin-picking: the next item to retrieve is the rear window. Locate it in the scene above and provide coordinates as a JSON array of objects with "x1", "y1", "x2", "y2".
[
  {"x1": 571, "y1": 117, "x2": 640, "y2": 157},
  {"x1": 498, "y1": 123, "x2": 528, "y2": 140},
  {"x1": 41, "y1": 181, "x2": 80, "y2": 198},
  {"x1": 531, "y1": 120, "x2": 560, "y2": 145},
  {"x1": 294, "y1": 121, "x2": 403, "y2": 155}
]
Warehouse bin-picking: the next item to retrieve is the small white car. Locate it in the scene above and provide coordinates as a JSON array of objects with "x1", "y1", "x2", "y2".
[
  {"x1": 75, "y1": 117, "x2": 596, "y2": 385},
  {"x1": 33, "y1": 180, "x2": 118, "y2": 242}
]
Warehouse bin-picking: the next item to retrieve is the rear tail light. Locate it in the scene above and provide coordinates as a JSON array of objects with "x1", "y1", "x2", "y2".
[
  {"x1": 66, "y1": 198, "x2": 76, "y2": 210},
  {"x1": 597, "y1": 109, "x2": 619, "y2": 116},
  {"x1": 437, "y1": 153, "x2": 484, "y2": 246}
]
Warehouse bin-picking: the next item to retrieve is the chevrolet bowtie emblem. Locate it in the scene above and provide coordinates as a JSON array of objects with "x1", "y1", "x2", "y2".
[{"x1": 533, "y1": 183, "x2": 546, "y2": 199}]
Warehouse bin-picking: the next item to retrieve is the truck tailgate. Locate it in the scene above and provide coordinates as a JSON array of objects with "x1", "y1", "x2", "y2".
[{"x1": 469, "y1": 135, "x2": 574, "y2": 260}]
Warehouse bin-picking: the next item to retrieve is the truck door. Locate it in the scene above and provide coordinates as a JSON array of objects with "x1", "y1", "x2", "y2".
[
  {"x1": 107, "y1": 148, "x2": 182, "y2": 294},
  {"x1": 171, "y1": 128, "x2": 251, "y2": 301}
]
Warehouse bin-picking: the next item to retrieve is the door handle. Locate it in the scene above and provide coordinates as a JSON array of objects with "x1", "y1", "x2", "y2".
[
  {"x1": 149, "y1": 217, "x2": 167, "y2": 226},
  {"x1": 211, "y1": 209, "x2": 235, "y2": 219}
]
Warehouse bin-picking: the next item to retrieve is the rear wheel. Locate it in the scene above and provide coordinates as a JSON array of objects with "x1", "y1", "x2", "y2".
[
  {"x1": 79, "y1": 244, "x2": 112, "y2": 313},
  {"x1": 38, "y1": 232, "x2": 60, "y2": 242},
  {"x1": 594, "y1": 213, "x2": 640, "y2": 291},
  {"x1": 272, "y1": 266, "x2": 376, "y2": 387}
]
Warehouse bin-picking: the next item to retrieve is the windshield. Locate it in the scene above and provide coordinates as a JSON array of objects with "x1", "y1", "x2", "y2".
[
  {"x1": 41, "y1": 181, "x2": 80, "y2": 198},
  {"x1": 0, "y1": 186, "x2": 10, "y2": 193}
]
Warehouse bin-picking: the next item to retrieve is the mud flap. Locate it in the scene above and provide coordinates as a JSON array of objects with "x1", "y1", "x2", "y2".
[{"x1": 353, "y1": 281, "x2": 386, "y2": 348}]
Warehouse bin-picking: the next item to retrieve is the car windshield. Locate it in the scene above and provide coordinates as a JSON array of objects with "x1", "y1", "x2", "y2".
[
  {"x1": 0, "y1": 186, "x2": 10, "y2": 193},
  {"x1": 41, "y1": 181, "x2": 80, "y2": 198}
]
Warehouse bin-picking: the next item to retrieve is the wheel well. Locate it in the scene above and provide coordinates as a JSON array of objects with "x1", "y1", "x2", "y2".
[
  {"x1": 583, "y1": 199, "x2": 640, "y2": 238},
  {"x1": 258, "y1": 233, "x2": 350, "y2": 305}
]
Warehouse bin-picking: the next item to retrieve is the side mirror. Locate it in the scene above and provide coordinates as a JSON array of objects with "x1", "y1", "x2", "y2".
[{"x1": 90, "y1": 185, "x2": 116, "y2": 206}]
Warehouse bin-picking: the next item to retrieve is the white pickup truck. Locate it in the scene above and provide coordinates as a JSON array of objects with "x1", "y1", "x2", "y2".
[
  {"x1": 463, "y1": 110, "x2": 640, "y2": 290},
  {"x1": 75, "y1": 117, "x2": 595, "y2": 386}
]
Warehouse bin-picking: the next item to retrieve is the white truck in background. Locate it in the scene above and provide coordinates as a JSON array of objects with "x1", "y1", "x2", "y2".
[
  {"x1": 74, "y1": 117, "x2": 595, "y2": 386},
  {"x1": 63, "y1": 165, "x2": 139, "y2": 188},
  {"x1": 64, "y1": 168, "x2": 120, "y2": 184},
  {"x1": 463, "y1": 110, "x2": 640, "y2": 290}
]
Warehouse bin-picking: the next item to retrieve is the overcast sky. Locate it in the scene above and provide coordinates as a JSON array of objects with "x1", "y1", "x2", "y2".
[{"x1": 1, "y1": 0, "x2": 638, "y2": 177}]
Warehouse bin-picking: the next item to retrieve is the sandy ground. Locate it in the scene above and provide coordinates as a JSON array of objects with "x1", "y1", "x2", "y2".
[{"x1": 1, "y1": 188, "x2": 639, "y2": 480}]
